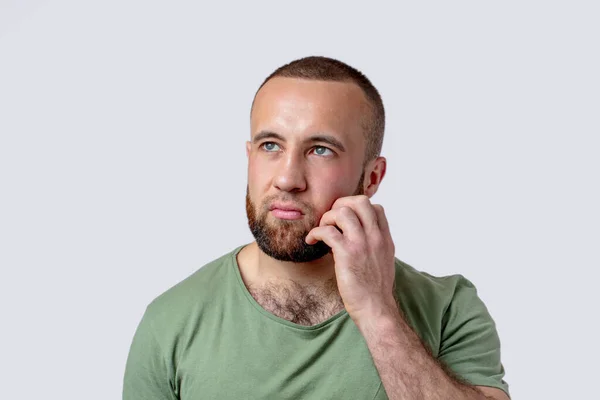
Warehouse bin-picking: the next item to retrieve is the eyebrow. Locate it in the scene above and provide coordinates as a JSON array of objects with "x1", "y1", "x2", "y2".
[{"x1": 253, "y1": 130, "x2": 346, "y2": 152}]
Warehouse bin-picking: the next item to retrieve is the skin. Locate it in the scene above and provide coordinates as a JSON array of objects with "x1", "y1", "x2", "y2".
[
  {"x1": 239, "y1": 76, "x2": 509, "y2": 400},
  {"x1": 239, "y1": 76, "x2": 385, "y2": 287}
]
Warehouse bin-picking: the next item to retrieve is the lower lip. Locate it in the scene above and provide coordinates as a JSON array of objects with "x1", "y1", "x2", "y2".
[{"x1": 271, "y1": 209, "x2": 303, "y2": 220}]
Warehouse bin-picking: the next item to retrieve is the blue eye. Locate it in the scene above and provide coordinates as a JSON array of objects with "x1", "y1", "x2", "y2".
[
  {"x1": 313, "y1": 146, "x2": 333, "y2": 156},
  {"x1": 262, "y1": 142, "x2": 280, "y2": 152}
]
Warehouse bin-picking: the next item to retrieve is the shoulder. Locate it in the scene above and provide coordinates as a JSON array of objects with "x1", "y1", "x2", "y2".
[
  {"x1": 142, "y1": 247, "x2": 240, "y2": 328},
  {"x1": 393, "y1": 258, "x2": 480, "y2": 354},
  {"x1": 394, "y1": 258, "x2": 471, "y2": 303}
]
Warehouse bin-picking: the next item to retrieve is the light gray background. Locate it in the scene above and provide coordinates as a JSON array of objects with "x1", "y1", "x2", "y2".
[{"x1": 1, "y1": 1, "x2": 598, "y2": 399}]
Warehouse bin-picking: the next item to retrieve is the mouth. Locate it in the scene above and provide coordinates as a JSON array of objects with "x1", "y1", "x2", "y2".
[{"x1": 269, "y1": 202, "x2": 304, "y2": 220}]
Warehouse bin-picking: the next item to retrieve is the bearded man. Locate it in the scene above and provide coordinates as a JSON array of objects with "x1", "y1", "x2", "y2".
[{"x1": 123, "y1": 56, "x2": 510, "y2": 400}]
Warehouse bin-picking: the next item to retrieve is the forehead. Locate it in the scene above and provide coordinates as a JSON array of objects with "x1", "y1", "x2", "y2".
[{"x1": 251, "y1": 77, "x2": 370, "y2": 142}]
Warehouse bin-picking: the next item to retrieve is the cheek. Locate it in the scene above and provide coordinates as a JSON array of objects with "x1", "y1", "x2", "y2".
[
  {"x1": 247, "y1": 158, "x2": 270, "y2": 188},
  {"x1": 309, "y1": 169, "x2": 356, "y2": 211},
  {"x1": 314, "y1": 164, "x2": 357, "y2": 190}
]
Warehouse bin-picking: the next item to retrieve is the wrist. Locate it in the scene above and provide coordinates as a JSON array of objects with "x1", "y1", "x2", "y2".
[{"x1": 353, "y1": 298, "x2": 402, "y2": 335}]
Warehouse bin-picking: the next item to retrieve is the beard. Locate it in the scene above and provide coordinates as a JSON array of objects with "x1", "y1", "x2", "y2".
[{"x1": 245, "y1": 173, "x2": 365, "y2": 263}]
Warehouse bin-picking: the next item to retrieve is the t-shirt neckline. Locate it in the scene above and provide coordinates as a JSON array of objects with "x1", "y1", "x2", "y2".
[{"x1": 230, "y1": 244, "x2": 349, "y2": 331}]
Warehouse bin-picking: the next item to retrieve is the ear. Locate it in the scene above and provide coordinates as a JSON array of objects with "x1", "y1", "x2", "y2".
[
  {"x1": 246, "y1": 141, "x2": 251, "y2": 158},
  {"x1": 364, "y1": 156, "x2": 387, "y2": 198}
]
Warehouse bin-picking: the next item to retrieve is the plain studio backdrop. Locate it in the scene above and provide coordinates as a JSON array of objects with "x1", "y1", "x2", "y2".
[{"x1": 1, "y1": 1, "x2": 598, "y2": 399}]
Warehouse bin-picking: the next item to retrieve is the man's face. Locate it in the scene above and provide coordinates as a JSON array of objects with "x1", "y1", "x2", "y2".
[{"x1": 246, "y1": 77, "x2": 370, "y2": 263}]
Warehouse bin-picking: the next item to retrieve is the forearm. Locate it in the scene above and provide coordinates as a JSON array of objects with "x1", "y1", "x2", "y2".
[{"x1": 356, "y1": 307, "x2": 490, "y2": 400}]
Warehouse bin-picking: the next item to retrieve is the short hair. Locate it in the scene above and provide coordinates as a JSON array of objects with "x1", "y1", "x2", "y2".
[{"x1": 252, "y1": 56, "x2": 385, "y2": 162}]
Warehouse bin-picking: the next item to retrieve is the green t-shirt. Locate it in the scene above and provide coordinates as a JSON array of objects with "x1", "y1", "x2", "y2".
[{"x1": 123, "y1": 245, "x2": 509, "y2": 399}]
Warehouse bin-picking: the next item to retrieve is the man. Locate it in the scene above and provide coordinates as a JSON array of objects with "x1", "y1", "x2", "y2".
[{"x1": 123, "y1": 56, "x2": 510, "y2": 400}]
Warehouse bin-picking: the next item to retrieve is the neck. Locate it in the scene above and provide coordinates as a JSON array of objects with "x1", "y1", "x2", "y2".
[{"x1": 238, "y1": 242, "x2": 337, "y2": 288}]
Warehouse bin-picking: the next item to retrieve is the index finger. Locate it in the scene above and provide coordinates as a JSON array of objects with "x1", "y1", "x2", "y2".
[{"x1": 331, "y1": 195, "x2": 379, "y2": 233}]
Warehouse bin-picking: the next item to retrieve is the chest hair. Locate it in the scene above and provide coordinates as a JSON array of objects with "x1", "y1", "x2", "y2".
[{"x1": 247, "y1": 278, "x2": 345, "y2": 326}]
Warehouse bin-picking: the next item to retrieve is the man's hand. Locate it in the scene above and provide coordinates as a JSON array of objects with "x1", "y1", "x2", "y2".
[
  {"x1": 307, "y1": 196, "x2": 509, "y2": 400},
  {"x1": 305, "y1": 195, "x2": 397, "y2": 324}
]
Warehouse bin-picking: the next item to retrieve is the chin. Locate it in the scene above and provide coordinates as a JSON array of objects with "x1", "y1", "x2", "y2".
[
  {"x1": 255, "y1": 235, "x2": 331, "y2": 263},
  {"x1": 250, "y1": 214, "x2": 330, "y2": 262},
  {"x1": 246, "y1": 188, "x2": 331, "y2": 262}
]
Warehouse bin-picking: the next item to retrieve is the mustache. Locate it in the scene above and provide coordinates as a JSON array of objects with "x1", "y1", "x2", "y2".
[{"x1": 262, "y1": 195, "x2": 313, "y2": 214}]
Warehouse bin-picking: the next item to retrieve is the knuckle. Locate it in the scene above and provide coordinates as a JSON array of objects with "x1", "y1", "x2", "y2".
[
  {"x1": 357, "y1": 195, "x2": 370, "y2": 204},
  {"x1": 340, "y1": 206, "x2": 353, "y2": 217},
  {"x1": 326, "y1": 226, "x2": 339, "y2": 236}
]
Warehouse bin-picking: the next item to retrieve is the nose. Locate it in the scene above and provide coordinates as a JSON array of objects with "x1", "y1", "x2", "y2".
[{"x1": 273, "y1": 152, "x2": 307, "y2": 193}]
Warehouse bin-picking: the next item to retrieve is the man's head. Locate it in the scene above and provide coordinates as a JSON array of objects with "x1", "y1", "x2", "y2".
[{"x1": 246, "y1": 56, "x2": 386, "y2": 263}]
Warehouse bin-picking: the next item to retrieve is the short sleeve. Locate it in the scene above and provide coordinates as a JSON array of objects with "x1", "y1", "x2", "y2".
[
  {"x1": 123, "y1": 307, "x2": 178, "y2": 400},
  {"x1": 438, "y1": 276, "x2": 510, "y2": 398}
]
